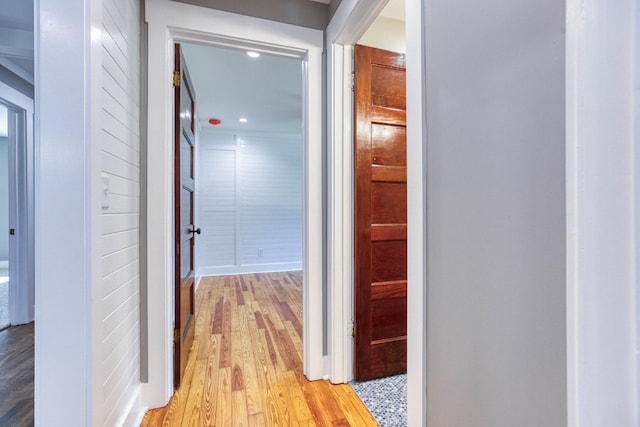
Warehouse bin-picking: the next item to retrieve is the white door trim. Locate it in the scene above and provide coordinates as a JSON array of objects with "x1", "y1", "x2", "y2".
[
  {"x1": 326, "y1": 0, "x2": 427, "y2": 425},
  {"x1": 404, "y1": 1, "x2": 428, "y2": 424},
  {"x1": 325, "y1": 41, "x2": 355, "y2": 384},
  {"x1": 144, "y1": 0, "x2": 324, "y2": 408},
  {"x1": 325, "y1": 0, "x2": 389, "y2": 388},
  {"x1": 0, "y1": 81, "x2": 34, "y2": 326}
]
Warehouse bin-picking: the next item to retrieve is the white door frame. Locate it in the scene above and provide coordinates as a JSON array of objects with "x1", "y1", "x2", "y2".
[
  {"x1": 0, "y1": 81, "x2": 34, "y2": 326},
  {"x1": 144, "y1": 0, "x2": 324, "y2": 408},
  {"x1": 325, "y1": 0, "x2": 388, "y2": 386},
  {"x1": 326, "y1": 0, "x2": 427, "y2": 425}
]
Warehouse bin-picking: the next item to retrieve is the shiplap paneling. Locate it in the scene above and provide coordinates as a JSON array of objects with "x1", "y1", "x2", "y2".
[
  {"x1": 199, "y1": 140, "x2": 237, "y2": 267},
  {"x1": 198, "y1": 132, "x2": 303, "y2": 275},
  {"x1": 239, "y1": 135, "x2": 303, "y2": 265},
  {"x1": 98, "y1": 0, "x2": 142, "y2": 425}
]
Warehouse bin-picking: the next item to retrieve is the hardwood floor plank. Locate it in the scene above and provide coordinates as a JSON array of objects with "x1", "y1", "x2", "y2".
[
  {"x1": 235, "y1": 278, "x2": 246, "y2": 306},
  {"x1": 300, "y1": 379, "x2": 340, "y2": 426},
  {"x1": 0, "y1": 323, "x2": 34, "y2": 427},
  {"x1": 219, "y1": 297, "x2": 232, "y2": 368},
  {"x1": 232, "y1": 390, "x2": 249, "y2": 426},
  {"x1": 141, "y1": 272, "x2": 377, "y2": 427},
  {"x1": 284, "y1": 320, "x2": 303, "y2": 357},
  {"x1": 273, "y1": 326, "x2": 300, "y2": 371},
  {"x1": 181, "y1": 359, "x2": 206, "y2": 426},
  {"x1": 261, "y1": 320, "x2": 280, "y2": 368},
  {"x1": 199, "y1": 352, "x2": 219, "y2": 427},
  {"x1": 215, "y1": 366, "x2": 232, "y2": 425},
  {"x1": 283, "y1": 369, "x2": 314, "y2": 422},
  {"x1": 211, "y1": 296, "x2": 224, "y2": 335},
  {"x1": 248, "y1": 412, "x2": 266, "y2": 427},
  {"x1": 239, "y1": 314, "x2": 264, "y2": 416},
  {"x1": 231, "y1": 328, "x2": 245, "y2": 392},
  {"x1": 331, "y1": 383, "x2": 379, "y2": 426}
]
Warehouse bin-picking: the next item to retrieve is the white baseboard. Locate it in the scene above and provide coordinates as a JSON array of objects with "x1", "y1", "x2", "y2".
[
  {"x1": 121, "y1": 388, "x2": 146, "y2": 427},
  {"x1": 195, "y1": 270, "x2": 203, "y2": 292},
  {"x1": 199, "y1": 262, "x2": 302, "y2": 277}
]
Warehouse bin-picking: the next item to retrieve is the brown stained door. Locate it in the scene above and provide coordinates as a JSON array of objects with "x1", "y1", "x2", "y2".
[
  {"x1": 354, "y1": 44, "x2": 407, "y2": 380},
  {"x1": 174, "y1": 43, "x2": 199, "y2": 387}
]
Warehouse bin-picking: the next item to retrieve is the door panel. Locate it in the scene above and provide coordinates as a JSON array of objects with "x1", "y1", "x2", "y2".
[
  {"x1": 371, "y1": 241, "x2": 407, "y2": 282},
  {"x1": 354, "y1": 44, "x2": 407, "y2": 380},
  {"x1": 370, "y1": 182, "x2": 406, "y2": 223},
  {"x1": 174, "y1": 43, "x2": 197, "y2": 387}
]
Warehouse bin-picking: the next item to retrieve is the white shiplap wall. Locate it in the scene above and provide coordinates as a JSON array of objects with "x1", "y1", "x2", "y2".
[
  {"x1": 198, "y1": 131, "x2": 303, "y2": 275},
  {"x1": 97, "y1": 0, "x2": 142, "y2": 425}
]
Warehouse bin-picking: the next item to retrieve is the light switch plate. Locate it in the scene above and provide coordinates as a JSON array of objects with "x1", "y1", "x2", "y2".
[{"x1": 101, "y1": 174, "x2": 109, "y2": 209}]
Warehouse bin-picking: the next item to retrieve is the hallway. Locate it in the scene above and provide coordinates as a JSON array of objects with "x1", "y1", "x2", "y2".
[{"x1": 141, "y1": 272, "x2": 377, "y2": 426}]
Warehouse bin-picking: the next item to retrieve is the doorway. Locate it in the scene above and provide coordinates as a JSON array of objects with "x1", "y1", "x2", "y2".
[
  {"x1": 144, "y1": 1, "x2": 324, "y2": 406},
  {"x1": 180, "y1": 43, "x2": 305, "y2": 279},
  {"x1": 326, "y1": 0, "x2": 407, "y2": 383},
  {"x1": 0, "y1": 103, "x2": 8, "y2": 330},
  {"x1": 175, "y1": 41, "x2": 306, "y2": 392},
  {"x1": 325, "y1": 0, "x2": 435, "y2": 423},
  {"x1": 0, "y1": 89, "x2": 35, "y2": 329},
  {"x1": 0, "y1": 86, "x2": 35, "y2": 424}
]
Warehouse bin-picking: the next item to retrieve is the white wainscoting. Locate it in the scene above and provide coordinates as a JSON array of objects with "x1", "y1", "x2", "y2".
[
  {"x1": 96, "y1": 0, "x2": 143, "y2": 425},
  {"x1": 197, "y1": 130, "x2": 303, "y2": 276}
]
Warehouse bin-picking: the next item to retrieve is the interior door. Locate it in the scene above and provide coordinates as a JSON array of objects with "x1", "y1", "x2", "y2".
[
  {"x1": 174, "y1": 43, "x2": 198, "y2": 387},
  {"x1": 354, "y1": 44, "x2": 407, "y2": 380}
]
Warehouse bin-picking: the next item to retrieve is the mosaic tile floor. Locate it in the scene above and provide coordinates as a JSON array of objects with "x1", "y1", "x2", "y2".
[{"x1": 351, "y1": 374, "x2": 407, "y2": 426}]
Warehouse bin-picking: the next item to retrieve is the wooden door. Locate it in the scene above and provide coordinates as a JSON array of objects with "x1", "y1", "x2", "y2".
[
  {"x1": 174, "y1": 43, "x2": 199, "y2": 387},
  {"x1": 354, "y1": 45, "x2": 407, "y2": 380}
]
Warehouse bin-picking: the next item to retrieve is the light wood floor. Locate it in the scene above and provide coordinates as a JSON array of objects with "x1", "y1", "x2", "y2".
[{"x1": 141, "y1": 272, "x2": 377, "y2": 426}]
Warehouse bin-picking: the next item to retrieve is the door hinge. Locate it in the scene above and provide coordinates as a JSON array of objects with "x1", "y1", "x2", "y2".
[
  {"x1": 351, "y1": 71, "x2": 356, "y2": 92},
  {"x1": 173, "y1": 70, "x2": 181, "y2": 87},
  {"x1": 352, "y1": 322, "x2": 356, "y2": 338},
  {"x1": 173, "y1": 328, "x2": 180, "y2": 343}
]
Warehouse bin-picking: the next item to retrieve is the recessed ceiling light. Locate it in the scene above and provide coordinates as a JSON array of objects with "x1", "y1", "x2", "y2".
[
  {"x1": 246, "y1": 51, "x2": 260, "y2": 58},
  {"x1": 239, "y1": 117, "x2": 248, "y2": 123}
]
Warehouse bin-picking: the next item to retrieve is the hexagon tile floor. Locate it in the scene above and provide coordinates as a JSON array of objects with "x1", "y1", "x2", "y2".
[{"x1": 351, "y1": 374, "x2": 407, "y2": 426}]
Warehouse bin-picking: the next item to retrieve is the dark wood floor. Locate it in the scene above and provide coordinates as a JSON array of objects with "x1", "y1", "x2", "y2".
[{"x1": 0, "y1": 322, "x2": 34, "y2": 426}]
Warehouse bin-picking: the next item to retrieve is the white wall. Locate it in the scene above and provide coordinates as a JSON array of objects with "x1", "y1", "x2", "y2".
[
  {"x1": 95, "y1": 0, "x2": 143, "y2": 425},
  {"x1": 0, "y1": 136, "x2": 7, "y2": 262},
  {"x1": 424, "y1": 0, "x2": 567, "y2": 425},
  {"x1": 358, "y1": 16, "x2": 405, "y2": 53},
  {"x1": 567, "y1": 0, "x2": 639, "y2": 425},
  {"x1": 198, "y1": 130, "x2": 303, "y2": 275},
  {"x1": 36, "y1": 0, "x2": 143, "y2": 425},
  {"x1": 36, "y1": 0, "x2": 94, "y2": 424}
]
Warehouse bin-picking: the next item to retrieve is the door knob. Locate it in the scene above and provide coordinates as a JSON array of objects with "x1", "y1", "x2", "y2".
[{"x1": 189, "y1": 227, "x2": 201, "y2": 235}]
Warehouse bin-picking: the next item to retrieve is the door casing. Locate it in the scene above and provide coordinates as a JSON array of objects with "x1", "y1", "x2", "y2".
[
  {"x1": 326, "y1": 0, "x2": 428, "y2": 425},
  {"x1": 144, "y1": 1, "x2": 324, "y2": 408}
]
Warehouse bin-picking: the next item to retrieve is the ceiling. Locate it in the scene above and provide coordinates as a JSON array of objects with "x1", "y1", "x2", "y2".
[
  {"x1": 180, "y1": 0, "x2": 404, "y2": 137},
  {"x1": 181, "y1": 44, "x2": 303, "y2": 135},
  {"x1": 379, "y1": 0, "x2": 405, "y2": 21},
  {"x1": 0, "y1": 0, "x2": 403, "y2": 138},
  {"x1": 0, "y1": 0, "x2": 34, "y2": 84}
]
